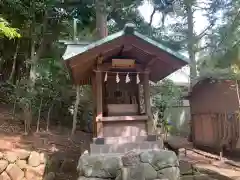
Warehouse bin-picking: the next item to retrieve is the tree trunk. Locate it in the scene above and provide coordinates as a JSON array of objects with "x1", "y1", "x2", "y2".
[
  {"x1": 36, "y1": 97, "x2": 43, "y2": 133},
  {"x1": 23, "y1": 103, "x2": 32, "y2": 135},
  {"x1": 72, "y1": 85, "x2": 81, "y2": 135},
  {"x1": 9, "y1": 41, "x2": 19, "y2": 82},
  {"x1": 25, "y1": 9, "x2": 48, "y2": 134},
  {"x1": 186, "y1": 1, "x2": 196, "y2": 142},
  {"x1": 73, "y1": 18, "x2": 77, "y2": 41},
  {"x1": 186, "y1": 2, "x2": 197, "y2": 87},
  {"x1": 46, "y1": 103, "x2": 54, "y2": 132},
  {"x1": 96, "y1": 0, "x2": 108, "y2": 39}
]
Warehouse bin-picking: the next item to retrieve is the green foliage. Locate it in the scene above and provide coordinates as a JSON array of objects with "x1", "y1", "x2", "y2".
[
  {"x1": 0, "y1": 0, "x2": 200, "y2": 133},
  {"x1": 151, "y1": 79, "x2": 182, "y2": 127},
  {"x1": 0, "y1": 17, "x2": 21, "y2": 39},
  {"x1": 198, "y1": 0, "x2": 240, "y2": 72}
]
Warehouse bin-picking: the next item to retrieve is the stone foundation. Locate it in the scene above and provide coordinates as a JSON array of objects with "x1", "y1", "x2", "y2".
[
  {"x1": 91, "y1": 135, "x2": 163, "y2": 154},
  {"x1": 0, "y1": 150, "x2": 53, "y2": 180},
  {"x1": 77, "y1": 150, "x2": 180, "y2": 180}
]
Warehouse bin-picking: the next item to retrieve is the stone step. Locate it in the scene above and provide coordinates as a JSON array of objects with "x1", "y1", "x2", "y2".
[
  {"x1": 93, "y1": 135, "x2": 158, "y2": 145},
  {"x1": 90, "y1": 140, "x2": 163, "y2": 154}
]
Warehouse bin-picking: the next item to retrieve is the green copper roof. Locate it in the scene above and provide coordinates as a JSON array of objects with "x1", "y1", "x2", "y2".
[{"x1": 63, "y1": 23, "x2": 189, "y2": 64}]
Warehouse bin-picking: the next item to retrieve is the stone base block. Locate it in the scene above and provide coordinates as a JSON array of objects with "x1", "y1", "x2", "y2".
[
  {"x1": 90, "y1": 140, "x2": 163, "y2": 154},
  {"x1": 77, "y1": 149, "x2": 179, "y2": 180},
  {"x1": 181, "y1": 174, "x2": 211, "y2": 180},
  {"x1": 93, "y1": 135, "x2": 158, "y2": 145}
]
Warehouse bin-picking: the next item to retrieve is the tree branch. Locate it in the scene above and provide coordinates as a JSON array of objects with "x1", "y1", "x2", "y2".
[
  {"x1": 195, "y1": 18, "x2": 217, "y2": 41},
  {"x1": 211, "y1": 9, "x2": 240, "y2": 55},
  {"x1": 149, "y1": 7, "x2": 157, "y2": 26},
  {"x1": 196, "y1": 43, "x2": 215, "y2": 52}
]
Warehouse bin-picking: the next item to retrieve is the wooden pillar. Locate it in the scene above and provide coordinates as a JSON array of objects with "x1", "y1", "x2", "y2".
[
  {"x1": 96, "y1": 70, "x2": 103, "y2": 137},
  {"x1": 91, "y1": 74, "x2": 97, "y2": 137},
  {"x1": 143, "y1": 70, "x2": 154, "y2": 134}
]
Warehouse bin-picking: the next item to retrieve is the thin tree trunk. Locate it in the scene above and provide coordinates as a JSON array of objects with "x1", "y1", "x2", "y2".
[
  {"x1": 9, "y1": 41, "x2": 19, "y2": 82},
  {"x1": 23, "y1": 103, "x2": 32, "y2": 135},
  {"x1": 12, "y1": 98, "x2": 17, "y2": 120},
  {"x1": 23, "y1": 2, "x2": 37, "y2": 135},
  {"x1": 72, "y1": 85, "x2": 81, "y2": 135},
  {"x1": 46, "y1": 103, "x2": 54, "y2": 132},
  {"x1": 36, "y1": 97, "x2": 43, "y2": 133},
  {"x1": 26, "y1": 9, "x2": 48, "y2": 134},
  {"x1": 149, "y1": 8, "x2": 157, "y2": 26}
]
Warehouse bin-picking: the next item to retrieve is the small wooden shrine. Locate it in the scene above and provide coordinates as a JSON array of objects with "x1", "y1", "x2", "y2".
[{"x1": 63, "y1": 23, "x2": 188, "y2": 153}]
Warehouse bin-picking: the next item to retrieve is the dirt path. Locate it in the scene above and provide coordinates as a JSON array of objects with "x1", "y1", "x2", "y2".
[{"x1": 180, "y1": 149, "x2": 240, "y2": 179}]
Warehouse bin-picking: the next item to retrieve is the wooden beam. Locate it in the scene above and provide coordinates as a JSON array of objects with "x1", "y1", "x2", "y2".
[
  {"x1": 146, "y1": 57, "x2": 158, "y2": 69},
  {"x1": 91, "y1": 73, "x2": 97, "y2": 137},
  {"x1": 95, "y1": 63, "x2": 144, "y2": 72},
  {"x1": 129, "y1": 36, "x2": 185, "y2": 67},
  {"x1": 117, "y1": 45, "x2": 125, "y2": 56},
  {"x1": 101, "y1": 115, "x2": 148, "y2": 122},
  {"x1": 96, "y1": 70, "x2": 103, "y2": 137},
  {"x1": 131, "y1": 44, "x2": 155, "y2": 57},
  {"x1": 70, "y1": 45, "x2": 123, "y2": 68},
  {"x1": 143, "y1": 70, "x2": 154, "y2": 134},
  {"x1": 131, "y1": 44, "x2": 179, "y2": 68},
  {"x1": 122, "y1": 45, "x2": 133, "y2": 52}
]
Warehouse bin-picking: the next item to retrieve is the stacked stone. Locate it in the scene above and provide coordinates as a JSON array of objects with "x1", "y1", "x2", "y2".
[
  {"x1": 0, "y1": 150, "x2": 53, "y2": 180},
  {"x1": 77, "y1": 150, "x2": 180, "y2": 180},
  {"x1": 179, "y1": 160, "x2": 217, "y2": 180}
]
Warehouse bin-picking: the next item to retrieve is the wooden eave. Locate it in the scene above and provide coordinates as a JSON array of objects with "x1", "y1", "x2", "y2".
[{"x1": 63, "y1": 24, "x2": 189, "y2": 85}]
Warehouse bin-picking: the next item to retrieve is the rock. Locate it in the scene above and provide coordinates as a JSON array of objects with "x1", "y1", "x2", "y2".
[
  {"x1": 157, "y1": 167, "x2": 180, "y2": 180},
  {"x1": 0, "y1": 171, "x2": 11, "y2": 180},
  {"x1": 77, "y1": 177, "x2": 112, "y2": 180},
  {"x1": 121, "y1": 151, "x2": 140, "y2": 167},
  {"x1": 5, "y1": 164, "x2": 24, "y2": 180},
  {"x1": 47, "y1": 156, "x2": 61, "y2": 172},
  {"x1": 60, "y1": 158, "x2": 76, "y2": 172},
  {"x1": 0, "y1": 152, "x2": 3, "y2": 159},
  {"x1": 119, "y1": 166, "x2": 145, "y2": 180},
  {"x1": 25, "y1": 168, "x2": 42, "y2": 180},
  {"x1": 44, "y1": 172, "x2": 55, "y2": 180},
  {"x1": 77, "y1": 150, "x2": 180, "y2": 180},
  {"x1": 140, "y1": 150, "x2": 179, "y2": 171},
  {"x1": 181, "y1": 174, "x2": 211, "y2": 180},
  {"x1": 141, "y1": 163, "x2": 158, "y2": 180},
  {"x1": 28, "y1": 151, "x2": 41, "y2": 167},
  {"x1": 4, "y1": 152, "x2": 17, "y2": 163},
  {"x1": 0, "y1": 160, "x2": 8, "y2": 173},
  {"x1": 40, "y1": 152, "x2": 47, "y2": 164},
  {"x1": 16, "y1": 160, "x2": 27, "y2": 170},
  {"x1": 116, "y1": 163, "x2": 157, "y2": 180},
  {"x1": 14, "y1": 149, "x2": 30, "y2": 160},
  {"x1": 26, "y1": 163, "x2": 46, "y2": 177},
  {"x1": 78, "y1": 154, "x2": 122, "y2": 178},
  {"x1": 179, "y1": 160, "x2": 193, "y2": 175},
  {"x1": 35, "y1": 164, "x2": 46, "y2": 176}
]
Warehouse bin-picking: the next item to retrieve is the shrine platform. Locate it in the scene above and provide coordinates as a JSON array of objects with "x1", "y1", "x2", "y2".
[
  {"x1": 91, "y1": 135, "x2": 163, "y2": 154},
  {"x1": 100, "y1": 115, "x2": 148, "y2": 121}
]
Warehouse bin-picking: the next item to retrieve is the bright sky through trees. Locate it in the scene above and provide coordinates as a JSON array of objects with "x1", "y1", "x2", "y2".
[{"x1": 138, "y1": 0, "x2": 209, "y2": 83}]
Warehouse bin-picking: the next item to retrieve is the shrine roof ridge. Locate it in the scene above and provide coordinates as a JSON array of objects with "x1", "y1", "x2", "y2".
[{"x1": 62, "y1": 23, "x2": 189, "y2": 64}]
